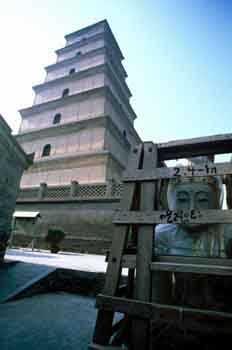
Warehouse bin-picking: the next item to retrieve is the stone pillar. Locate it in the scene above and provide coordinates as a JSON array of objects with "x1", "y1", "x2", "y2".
[
  {"x1": 105, "y1": 179, "x2": 114, "y2": 198},
  {"x1": 70, "y1": 181, "x2": 79, "y2": 197},
  {"x1": 39, "y1": 183, "x2": 47, "y2": 200}
]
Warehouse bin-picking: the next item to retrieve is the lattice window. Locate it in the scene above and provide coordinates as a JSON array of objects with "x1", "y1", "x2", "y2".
[
  {"x1": 78, "y1": 184, "x2": 107, "y2": 198},
  {"x1": 111, "y1": 182, "x2": 122, "y2": 198},
  {"x1": 17, "y1": 188, "x2": 39, "y2": 200},
  {"x1": 45, "y1": 186, "x2": 70, "y2": 199}
]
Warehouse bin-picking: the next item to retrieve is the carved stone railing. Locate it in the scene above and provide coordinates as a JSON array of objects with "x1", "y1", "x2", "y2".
[{"x1": 17, "y1": 180, "x2": 122, "y2": 202}]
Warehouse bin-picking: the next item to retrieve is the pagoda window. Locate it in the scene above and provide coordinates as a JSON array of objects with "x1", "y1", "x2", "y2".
[
  {"x1": 62, "y1": 88, "x2": 69, "y2": 97},
  {"x1": 69, "y1": 68, "x2": 75, "y2": 75},
  {"x1": 53, "y1": 113, "x2": 61, "y2": 125},
  {"x1": 42, "y1": 144, "x2": 51, "y2": 157},
  {"x1": 76, "y1": 51, "x2": 82, "y2": 56},
  {"x1": 123, "y1": 130, "x2": 127, "y2": 138}
]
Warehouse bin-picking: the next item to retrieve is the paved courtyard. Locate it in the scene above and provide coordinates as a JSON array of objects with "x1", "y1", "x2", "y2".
[
  {"x1": 5, "y1": 248, "x2": 108, "y2": 273},
  {"x1": 0, "y1": 292, "x2": 97, "y2": 350},
  {"x1": 0, "y1": 249, "x2": 125, "y2": 350}
]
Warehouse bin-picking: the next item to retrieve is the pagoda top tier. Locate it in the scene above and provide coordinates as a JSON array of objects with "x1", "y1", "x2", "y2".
[{"x1": 63, "y1": 20, "x2": 124, "y2": 61}]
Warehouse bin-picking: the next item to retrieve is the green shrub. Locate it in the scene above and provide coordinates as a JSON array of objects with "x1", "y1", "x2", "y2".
[{"x1": 45, "y1": 226, "x2": 65, "y2": 253}]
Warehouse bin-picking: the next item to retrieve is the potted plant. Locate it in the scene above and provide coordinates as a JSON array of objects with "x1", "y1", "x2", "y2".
[{"x1": 45, "y1": 226, "x2": 65, "y2": 253}]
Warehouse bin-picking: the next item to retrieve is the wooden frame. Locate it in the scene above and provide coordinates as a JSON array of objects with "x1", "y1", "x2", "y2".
[
  {"x1": 123, "y1": 162, "x2": 232, "y2": 182},
  {"x1": 114, "y1": 209, "x2": 232, "y2": 225},
  {"x1": 91, "y1": 136, "x2": 232, "y2": 350}
]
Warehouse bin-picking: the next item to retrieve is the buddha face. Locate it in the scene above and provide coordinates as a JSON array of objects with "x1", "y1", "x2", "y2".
[
  {"x1": 174, "y1": 183, "x2": 215, "y2": 211},
  {"x1": 170, "y1": 182, "x2": 216, "y2": 231}
]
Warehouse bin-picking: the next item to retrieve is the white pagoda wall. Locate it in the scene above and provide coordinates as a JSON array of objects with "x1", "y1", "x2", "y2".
[
  {"x1": 45, "y1": 53, "x2": 105, "y2": 82},
  {"x1": 106, "y1": 157, "x2": 123, "y2": 180},
  {"x1": 104, "y1": 99, "x2": 137, "y2": 146},
  {"x1": 104, "y1": 129, "x2": 128, "y2": 168},
  {"x1": 19, "y1": 95, "x2": 105, "y2": 133},
  {"x1": 65, "y1": 25, "x2": 104, "y2": 46},
  {"x1": 19, "y1": 127, "x2": 105, "y2": 161},
  {"x1": 105, "y1": 73, "x2": 130, "y2": 102},
  {"x1": 20, "y1": 163, "x2": 106, "y2": 187},
  {"x1": 104, "y1": 76, "x2": 133, "y2": 124},
  {"x1": 34, "y1": 73, "x2": 104, "y2": 105},
  {"x1": 56, "y1": 39, "x2": 104, "y2": 63}
]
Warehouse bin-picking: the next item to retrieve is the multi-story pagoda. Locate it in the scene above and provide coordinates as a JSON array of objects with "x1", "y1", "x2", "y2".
[
  {"x1": 16, "y1": 20, "x2": 141, "y2": 188},
  {"x1": 15, "y1": 20, "x2": 141, "y2": 253}
]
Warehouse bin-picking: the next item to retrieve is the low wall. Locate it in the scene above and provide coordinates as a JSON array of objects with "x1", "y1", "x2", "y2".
[{"x1": 14, "y1": 181, "x2": 122, "y2": 254}]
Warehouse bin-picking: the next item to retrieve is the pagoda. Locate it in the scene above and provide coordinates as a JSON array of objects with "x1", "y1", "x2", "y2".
[{"x1": 16, "y1": 20, "x2": 141, "y2": 188}]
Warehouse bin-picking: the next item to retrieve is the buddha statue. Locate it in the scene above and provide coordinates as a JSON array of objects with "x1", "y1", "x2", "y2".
[
  {"x1": 154, "y1": 158, "x2": 232, "y2": 309},
  {"x1": 155, "y1": 158, "x2": 226, "y2": 257}
]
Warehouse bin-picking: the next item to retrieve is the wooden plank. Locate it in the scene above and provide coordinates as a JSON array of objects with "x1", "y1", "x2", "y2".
[
  {"x1": 157, "y1": 132, "x2": 232, "y2": 160},
  {"x1": 151, "y1": 261, "x2": 232, "y2": 276},
  {"x1": 121, "y1": 254, "x2": 232, "y2": 269},
  {"x1": 156, "y1": 254, "x2": 232, "y2": 266},
  {"x1": 92, "y1": 144, "x2": 143, "y2": 346},
  {"x1": 89, "y1": 343, "x2": 123, "y2": 349},
  {"x1": 96, "y1": 294, "x2": 157, "y2": 320},
  {"x1": 121, "y1": 255, "x2": 136, "y2": 269},
  {"x1": 123, "y1": 161, "x2": 232, "y2": 182},
  {"x1": 96, "y1": 294, "x2": 232, "y2": 321},
  {"x1": 135, "y1": 142, "x2": 157, "y2": 301},
  {"x1": 114, "y1": 209, "x2": 232, "y2": 225},
  {"x1": 93, "y1": 186, "x2": 135, "y2": 346},
  {"x1": 103, "y1": 184, "x2": 136, "y2": 294},
  {"x1": 92, "y1": 309, "x2": 115, "y2": 346},
  {"x1": 132, "y1": 142, "x2": 158, "y2": 350},
  {"x1": 103, "y1": 145, "x2": 143, "y2": 295}
]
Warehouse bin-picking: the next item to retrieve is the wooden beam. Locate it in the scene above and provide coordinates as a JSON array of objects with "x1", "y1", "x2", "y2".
[
  {"x1": 92, "y1": 145, "x2": 143, "y2": 347},
  {"x1": 114, "y1": 209, "x2": 232, "y2": 225},
  {"x1": 121, "y1": 254, "x2": 232, "y2": 270},
  {"x1": 156, "y1": 254, "x2": 232, "y2": 267},
  {"x1": 132, "y1": 142, "x2": 158, "y2": 350},
  {"x1": 89, "y1": 343, "x2": 122, "y2": 350},
  {"x1": 123, "y1": 162, "x2": 232, "y2": 182},
  {"x1": 96, "y1": 294, "x2": 232, "y2": 321},
  {"x1": 151, "y1": 261, "x2": 232, "y2": 276},
  {"x1": 135, "y1": 143, "x2": 157, "y2": 302},
  {"x1": 157, "y1": 133, "x2": 232, "y2": 160},
  {"x1": 121, "y1": 254, "x2": 136, "y2": 269}
]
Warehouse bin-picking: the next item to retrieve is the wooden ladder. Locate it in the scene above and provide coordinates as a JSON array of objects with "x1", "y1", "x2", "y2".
[{"x1": 90, "y1": 135, "x2": 232, "y2": 350}]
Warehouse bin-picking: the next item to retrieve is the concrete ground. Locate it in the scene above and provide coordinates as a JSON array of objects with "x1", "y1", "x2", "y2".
[
  {"x1": 0, "y1": 292, "x2": 97, "y2": 350},
  {"x1": 1, "y1": 249, "x2": 124, "y2": 350},
  {"x1": 1, "y1": 249, "x2": 103, "y2": 350}
]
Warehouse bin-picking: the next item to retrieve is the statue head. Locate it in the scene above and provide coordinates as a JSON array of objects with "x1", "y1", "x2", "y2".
[{"x1": 167, "y1": 158, "x2": 224, "y2": 232}]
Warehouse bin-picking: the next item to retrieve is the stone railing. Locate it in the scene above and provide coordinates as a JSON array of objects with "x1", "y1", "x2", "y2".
[{"x1": 17, "y1": 180, "x2": 122, "y2": 202}]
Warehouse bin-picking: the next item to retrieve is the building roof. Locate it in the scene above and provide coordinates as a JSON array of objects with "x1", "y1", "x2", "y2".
[{"x1": 64, "y1": 19, "x2": 124, "y2": 60}]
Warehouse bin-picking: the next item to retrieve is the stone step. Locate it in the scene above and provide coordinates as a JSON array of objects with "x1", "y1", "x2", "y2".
[{"x1": 0, "y1": 261, "x2": 57, "y2": 303}]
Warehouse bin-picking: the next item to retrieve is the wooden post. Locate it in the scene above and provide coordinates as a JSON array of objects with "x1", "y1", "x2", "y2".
[
  {"x1": 131, "y1": 142, "x2": 158, "y2": 350},
  {"x1": 92, "y1": 145, "x2": 143, "y2": 347},
  {"x1": 90, "y1": 133, "x2": 232, "y2": 349}
]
